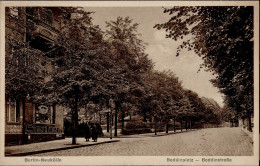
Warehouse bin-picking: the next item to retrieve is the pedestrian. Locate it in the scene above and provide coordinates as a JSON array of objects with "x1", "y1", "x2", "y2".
[
  {"x1": 85, "y1": 122, "x2": 91, "y2": 142},
  {"x1": 95, "y1": 123, "x2": 104, "y2": 137},
  {"x1": 91, "y1": 124, "x2": 98, "y2": 142}
]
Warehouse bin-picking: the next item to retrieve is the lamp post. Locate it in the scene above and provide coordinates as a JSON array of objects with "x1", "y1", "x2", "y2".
[
  {"x1": 110, "y1": 108, "x2": 112, "y2": 139},
  {"x1": 109, "y1": 99, "x2": 114, "y2": 139}
]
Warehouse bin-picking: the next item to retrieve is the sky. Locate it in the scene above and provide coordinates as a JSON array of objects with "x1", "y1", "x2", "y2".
[{"x1": 84, "y1": 7, "x2": 224, "y2": 107}]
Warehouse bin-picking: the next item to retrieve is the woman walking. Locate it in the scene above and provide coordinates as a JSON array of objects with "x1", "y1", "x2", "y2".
[
  {"x1": 91, "y1": 124, "x2": 98, "y2": 142},
  {"x1": 85, "y1": 123, "x2": 91, "y2": 141}
]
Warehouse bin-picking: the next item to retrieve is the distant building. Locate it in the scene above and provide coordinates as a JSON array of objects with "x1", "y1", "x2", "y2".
[{"x1": 5, "y1": 7, "x2": 65, "y2": 145}]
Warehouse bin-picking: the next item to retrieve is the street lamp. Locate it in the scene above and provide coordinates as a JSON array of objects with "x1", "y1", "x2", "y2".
[
  {"x1": 109, "y1": 99, "x2": 114, "y2": 140},
  {"x1": 109, "y1": 108, "x2": 112, "y2": 139}
]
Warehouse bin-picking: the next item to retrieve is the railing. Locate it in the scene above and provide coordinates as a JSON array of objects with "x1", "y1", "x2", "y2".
[{"x1": 27, "y1": 8, "x2": 60, "y2": 41}]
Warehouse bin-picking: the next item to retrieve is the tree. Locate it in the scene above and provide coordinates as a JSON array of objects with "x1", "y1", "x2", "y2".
[
  {"x1": 45, "y1": 8, "x2": 115, "y2": 144},
  {"x1": 155, "y1": 6, "x2": 253, "y2": 131},
  {"x1": 221, "y1": 104, "x2": 238, "y2": 127},
  {"x1": 139, "y1": 70, "x2": 163, "y2": 135},
  {"x1": 140, "y1": 70, "x2": 185, "y2": 134},
  {"x1": 183, "y1": 90, "x2": 206, "y2": 129},
  {"x1": 5, "y1": 38, "x2": 46, "y2": 102},
  {"x1": 105, "y1": 16, "x2": 153, "y2": 136},
  {"x1": 201, "y1": 97, "x2": 222, "y2": 127},
  {"x1": 158, "y1": 71, "x2": 184, "y2": 133}
]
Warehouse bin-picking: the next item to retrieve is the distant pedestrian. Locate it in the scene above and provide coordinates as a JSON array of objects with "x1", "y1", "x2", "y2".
[
  {"x1": 95, "y1": 123, "x2": 104, "y2": 137},
  {"x1": 85, "y1": 123, "x2": 91, "y2": 142},
  {"x1": 91, "y1": 124, "x2": 98, "y2": 142}
]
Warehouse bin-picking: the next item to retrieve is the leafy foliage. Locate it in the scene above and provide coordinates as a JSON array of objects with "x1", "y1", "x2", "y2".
[
  {"x1": 44, "y1": 8, "x2": 119, "y2": 144},
  {"x1": 5, "y1": 7, "x2": 46, "y2": 101},
  {"x1": 155, "y1": 6, "x2": 253, "y2": 131},
  {"x1": 201, "y1": 97, "x2": 222, "y2": 125}
]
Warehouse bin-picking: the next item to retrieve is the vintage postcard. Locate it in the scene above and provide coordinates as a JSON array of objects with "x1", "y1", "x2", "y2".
[{"x1": 0, "y1": 1, "x2": 259, "y2": 165}]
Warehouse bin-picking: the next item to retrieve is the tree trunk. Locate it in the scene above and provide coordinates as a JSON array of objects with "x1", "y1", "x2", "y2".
[
  {"x1": 180, "y1": 120, "x2": 183, "y2": 132},
  {"x1": 114, "y1": 103, "x2": 118, "y2": 137},
  {"x1": 190, "y1": 120, "x2": 192, "y2": 130},
  {"x1": 22, "y1": 98, "x2": 26, "y2": 144},
  {"x1": 155, "y1": 121, "x2": 157, "y2": 135},
  {"x1": 121, "y1": 110, "x2": 125, "y2": 129},
  {"x1": 110, "y1": 111, "x2": 112, "y2": 139},
  {"x1": 143, "y1": 110, "x2": 147, "y2": 122},
  {"x1": 247, "y1": 112, "x2": 252, "y2": 132},
  {"x1": 185, "y1": 120, "x2": 187, "y2": 131},
  {"x1": 166, "y1": 119, "x2": 168, "y2": 133},
  {"x1": 72, "y1": 97, "x2": 78, "y2": 145},
  {"x1": 107, "y1": 112, "x2": 109, "y2": 133},
  {"x1": 174, "y1": 118, "x2": 176, "y2": 132}
]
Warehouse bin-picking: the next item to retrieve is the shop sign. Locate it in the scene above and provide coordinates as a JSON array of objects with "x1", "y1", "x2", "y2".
[
  {"x1": 38, "y1": 105, "x2": 48, "y2": 114},
  {"x1": 26, "y1": 124, "x2": 62, "y2": 134}
]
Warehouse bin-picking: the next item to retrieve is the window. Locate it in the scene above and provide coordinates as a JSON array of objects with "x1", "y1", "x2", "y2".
[
  {"x1": 6, "y1": 98, "x2": 20, "y2": 123},
  {"x1": 35, "y1": 104, "x2": 55, "y2": 124}
]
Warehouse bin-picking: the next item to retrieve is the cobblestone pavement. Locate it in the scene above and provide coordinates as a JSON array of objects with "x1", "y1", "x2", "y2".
[{"x1": 34, "y1": 127, "x2": 253, "y2": 156}]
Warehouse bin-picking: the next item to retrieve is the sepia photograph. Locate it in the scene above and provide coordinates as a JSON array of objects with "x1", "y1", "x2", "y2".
[{"x1": 0, "y1": 1, "x2": 259, "y2": 165}]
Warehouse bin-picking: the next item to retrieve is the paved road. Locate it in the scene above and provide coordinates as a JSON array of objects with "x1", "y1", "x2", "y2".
[{"x1": 35, "y1": 127, "x2": 253, "y2": 156}]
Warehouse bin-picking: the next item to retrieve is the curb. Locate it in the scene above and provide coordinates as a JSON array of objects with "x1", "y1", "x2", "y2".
[
  {"x1": 5, "y1": 140, "x2": 120, "y2": 156},
  {"x1": 114, "y1": 129, "x2": 199, "y2": 138}
]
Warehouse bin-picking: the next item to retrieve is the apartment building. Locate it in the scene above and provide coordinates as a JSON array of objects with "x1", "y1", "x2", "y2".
[{"x1": 5, "y1": 7, "x2": 65, "y2": 145}]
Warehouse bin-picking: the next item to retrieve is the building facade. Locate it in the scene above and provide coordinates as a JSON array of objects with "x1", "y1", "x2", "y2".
[{"x1": 5, "y1": 7, "x2": 65, "y2": 145}]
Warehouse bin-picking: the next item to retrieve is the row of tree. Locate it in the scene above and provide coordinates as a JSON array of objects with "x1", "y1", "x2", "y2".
[
  {"x1": 154, "y1": 6, "x2": 254, "y2": 131},
  {"x1": 6, "y1": 7, "x2": 250, "y2": 145}
]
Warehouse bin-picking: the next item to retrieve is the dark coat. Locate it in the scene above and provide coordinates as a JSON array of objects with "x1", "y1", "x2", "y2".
[
  {"x1": 91, "y1": 125, "x2": 98, "y2": 140},
  {"x1": 85, "y1": 124, "x2": 91, "y2": 139}
]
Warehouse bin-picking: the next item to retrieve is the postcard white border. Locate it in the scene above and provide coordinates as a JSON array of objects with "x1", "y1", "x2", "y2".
[{"x1": 0, "y1": 1, "x2": 259, "y2": 165}]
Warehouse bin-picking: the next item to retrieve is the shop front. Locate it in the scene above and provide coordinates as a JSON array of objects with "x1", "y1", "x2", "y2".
[{"x1": 5, "y1": 99, "x2": 64, "y2": 146}]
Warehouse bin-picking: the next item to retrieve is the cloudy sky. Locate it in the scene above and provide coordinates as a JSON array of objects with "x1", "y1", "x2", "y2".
[{"x1": 85, "y1": 7, "x2": 224, "y2": 107}]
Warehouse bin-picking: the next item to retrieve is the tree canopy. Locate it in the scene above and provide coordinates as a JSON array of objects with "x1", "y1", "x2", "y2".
[{"x1": 154, "y1": 6, "x2": 254, "y2": 131}]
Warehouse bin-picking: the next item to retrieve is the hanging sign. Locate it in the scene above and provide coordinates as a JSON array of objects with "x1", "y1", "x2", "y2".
[{"x1": 38, "y1": 105, "x2": 49, "y2": 114}]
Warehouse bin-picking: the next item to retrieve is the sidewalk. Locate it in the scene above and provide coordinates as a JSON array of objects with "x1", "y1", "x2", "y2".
[
  {"x1": 5, "y1": 128, "x2": 197, "y2": 156},
  {"x1": 241, "y1": 127, "x2": 254, "y2": 143},
  {"x1": 102, "y1": 128, "x2": 198, "y2": 138},
  {"x1": 5, "y1": 137, "x2": 120, "y2": 156},
  {"x1": 123, "y1": 129, "x2": 198, "y2": 138}
]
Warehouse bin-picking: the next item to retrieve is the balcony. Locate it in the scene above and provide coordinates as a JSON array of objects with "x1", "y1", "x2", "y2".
[
  {"x1": 31, "y1": 21, "x2": 58, "y2": 42},
  {"x1": 27, "y1": 8, "x2": 61, "y2": 52}
]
